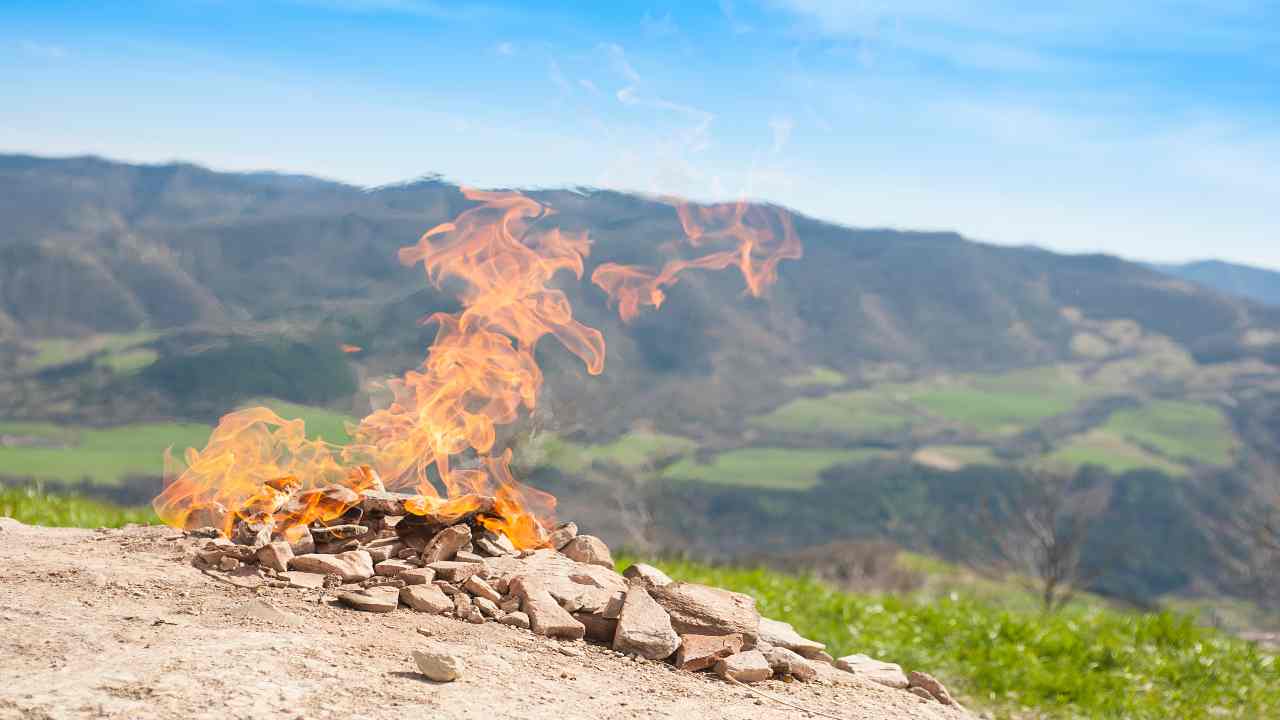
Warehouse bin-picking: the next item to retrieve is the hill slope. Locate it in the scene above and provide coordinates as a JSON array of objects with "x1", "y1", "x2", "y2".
[{"x1": 1154, "y1": 259, "x2": 1280, "y2": 308}]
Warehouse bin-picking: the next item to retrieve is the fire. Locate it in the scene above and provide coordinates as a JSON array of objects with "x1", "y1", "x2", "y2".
[{"x1": 154, "y1": 189, "x2": 798, "y2": 549}]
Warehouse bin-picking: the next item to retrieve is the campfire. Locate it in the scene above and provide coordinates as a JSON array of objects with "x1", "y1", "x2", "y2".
[{"x1": 152, "y1": 189, "x2": 954, "y2": 703}]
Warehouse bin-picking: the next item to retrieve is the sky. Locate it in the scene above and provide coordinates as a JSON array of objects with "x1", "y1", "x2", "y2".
[{"x1": 1, "y1": 0, "x2": 1277, "y2": 268}]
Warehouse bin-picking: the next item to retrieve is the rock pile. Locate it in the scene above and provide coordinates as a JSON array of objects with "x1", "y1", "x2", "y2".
[{"x1": 189, "y1": 491, "x2": 955, "y2": 705}]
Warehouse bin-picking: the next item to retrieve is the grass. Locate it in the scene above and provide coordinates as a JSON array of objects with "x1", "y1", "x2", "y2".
[
  {"x1": 1046, "y1": 430, "x2": 1189, "y2": 476},
  {"x1": 1103, "y1": 400, "x2": 1236, "y2": 467},
  {"x1": 19, "y1": 330, "x2": 161, "y2": 373},
  {"x1": 625, "y1": 555, "x2": 1280, "y2": 720},
  {"x1": 912, "y1": 444, "x2": 1001, "y2": 471},
  {"x1": 909, "y1": 367, "x2": 1095, "y2": 435},
  {"x1": 748, "y1": 390, "x2": 912, "y2": 438},
  {"x1": 536, "y1": 431, "x2": 699, "y2": 475},
  {"x1": 661, "y1": 447, "x2": 892, "y2": 490},
  {"x1": 0, "y1": 485, "x2": 157, "y2": 527},
  {"x1": 782, "y1": 366, "x2": 847, "y2": 388}
]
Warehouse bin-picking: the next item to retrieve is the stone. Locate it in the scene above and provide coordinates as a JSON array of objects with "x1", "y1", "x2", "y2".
[
  {"x1": 279, "y1": 571, "x2": 326, "y2": 589},
  {"x1": 413, "y1": 645, "x2": 465, "y2": 682},
  {"x1": 758, "y1": 617, "x2": 826, "y2": 658},
  {"x1": 675, "y1": 633, "x2": 744, "y2": 672},
  {"x1": 548, "y1": 521, "x2": 578, "y2": 550},
  {"x1": 397, "y1": 547, "x2": 421, "y2": 560},
  {"x1": 463, "y1": 576, "x2": 502, "y2": 603},
  {"x1": 361, "y1": 490, "x2": 418, "y2": 515},
  {"x1": 612, "y1": 582, "x2": 681, "y2": 661},
  {"x1": 908, "y1": 671, "x2": 954, "y2": 705},
  {"x1": 835, "y1": 654, "x2": 909, "y2": 689},
  {"x1": 365, "y1": 544, "x2": 399, "y2": 563},
  {"x1": 573, "y1": 612, "x2": 619, "y2": 643},
  {"x1": 434, "y1": 581, "x2": 461, "y2": 595},
  {"x1": 285, "y1": 527, "x2": 315, "y2": 555},
  {"x1": 559, "y1": 535, "x2": 614, "y2": 569},
  {"x1": 909, "y1": 686, "x2": 937, "y2": 702},
  {"x1": 362, "y1": 576, "x2": 405, "y2": 589},
  {"x1": 453, "y1": 593, "x2": 475, "y2": 617},
  {"x1": 761, "y1": 645, "x2": 817, "y2": 681},
  {"x1": 714, "y1": 650, "x2": 773, "y2": 684},
  {"x1": 290, "y1": 551, "x2": 375, "y2": 583},
  {"x1": 648, "y1": 582, "x2": 760, "y2": 648},
  {"x1": 310, "y1": 524, "x2": 368, "y2": 542},
  {"x1": 337, "y1": 587, "x2": 399, "y2": 613},
  {"x1": 498, "y1": 596, "x2": 522, "y2": 613},
  {"x1": 218, "y1": 556, "x2": 239, "y2": 572},
  {"x1": 400, "y1": 584, "x2": 454, "y2": 614},
  {"x1": 811, "y1": 650, "x2": 835, "y2": 665},
  {"x1": 400, "y1": 567, "x2": 436, "y2": 586},
  {"x1": 520, "y1": 586, "x2": 586, "y2": 639},
  {"x1": 429, "y1": 561, "x2": 482, "y2": 583},
  {"x1": 422, "y1": 525, "x2": 472, "y2": 564},
  {"x1": 474, "y1": 596, "x2": 501, "y2": 617},
  {"x1": 375, "y1": 559, "x2": 417, "y2": 577},
  {"x1": 231, "y1": 520, "x2": 272, "y2": 548},
  {"x1": 474, "y1": 530, "x2": 517, "y2": 557},
  {"x1": 455, "y1": 550, "x2": 485, "y2": 563},
  {"x1": 253, "y1": 541, "x2": 293, "y2": 572},
  {"x1": 623, "y1": 563, "x2": 673, "y2": 588},
  {"x1": 499, "y1": 611, "x2": 530, "y2": 629}
]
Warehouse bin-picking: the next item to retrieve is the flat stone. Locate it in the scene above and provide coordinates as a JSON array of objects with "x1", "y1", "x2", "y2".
[
  {"x1": 573, "y1": 612, "x2": 619, "y2": 643},
  {"x1": 218, "y1": 556, "x2": 239, "y2": 571},
  {"x1": 400, "y1": 584, "x2": 453, "y2": 614},
  {"x1": 455, "y1": 550, "x2": 485, "y2": 563},
  {"x1": 908, "y1": 671, "x2": 954, "y2": 705},
  {"x1": 429, "y1": 561, "x2": 482, "y2": 583},
  {"x1": 548, "y1": 521, "x2": 578, "y2": 550},
  {"x1": 400, "y1": 567, "x2": 436, "y2": 586},
  {"x1": 758, "y1": 617, "x2": 826, "y2": 658},
  {"x1": 290, "y1": 551, "x2": 375, "y2": 583},
  {"x1": 499, "y1": 611, "x2": 530, "y2": 629},
  {"x1": 413, "y1": 644, "x2": 464, "y2": 682},
  {"x1": 559, "y1": 535, "x2": 614, "y2": 569},
  {"x1": 761, "y1": 645, "x2": 816, "y2": 681},
  {"x1": 463, "y1": 576, "x2": 502, "y2": 603},
  {"x1": 648, "y1": 582, "x2": 760, "y2": 648},
  {"x1": 909, "y1": 686, "x2": 937, "y2": 702},
  {"x1": 434, "y1": 581, "x2": 461, "y2": 595},
  {"x1": 361, "y1": 490, "x2": 418, "y2": 515},
  {"x1": 474, "y1": 530, "x2": 517, "y2": 557},
  {"x1": 453, "y1": 593, "x2": 475, "y2": 617},
  {"x1": 285, "y1": 527, "x2": 315, "y2": 555},
  {"x1": 422, "y1": 525, "x2": 471, "y2": 564},
  {"x1": 337, "y1": 587, "x2": 399, "y2": 613},
  {"x1": 517, "y1": 584, "x2": 585, "y2": 639},
  {"x1": 365, "y1": 544, "x2": 399, "y2": 563},
  {"x1": 474, "y1": 596, "x2": 501, "y2": 618},
  {"x1": 714, "y1": 650, "x2": 773, "y2": 684},
  {"x1": 397, "y1": 547, "x2": 420, "y2": 560},
  {"x1": 674, "y1": 633, "x2": 743, "y2": 672},
  {"x1": 375, "y1": 559, "x2": 417, "y2": 577},
  {"x1": 836, "y1": 654, "x2": 909, "y2": 689},
  {"x1": 255, "y1": 541, "x2": 294, "y2": 572},
  {"x1": 279, "y1": 571, "x2": 326, "y2": 589},
  {"x1": 612, "y1": 582, "x2": 681, "y2": 660},
  {"x1": 310, "y1": 524, "x2": 369, "y2": 542},
  {"x1": 622, "y1": 563, "x2": 673, "y2": 588}
]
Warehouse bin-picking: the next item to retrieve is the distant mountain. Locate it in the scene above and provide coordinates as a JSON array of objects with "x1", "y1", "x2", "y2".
[{"x1": 1153, "y1": 260, "x2": 1280, "y2": 307}]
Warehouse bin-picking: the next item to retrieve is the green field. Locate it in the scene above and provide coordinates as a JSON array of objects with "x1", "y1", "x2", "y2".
[
  {"x1": 1047, "y1": 430, "x2": 1189, "y2": 476},
  {"x1": 18, "y1": 330, "x2": 160, "y2": 373},
  {"x1": 1103, "y1": 400, "x2": 1236, "y2": 467},
  {"x1": 908, "y1": 367, "x2": 1095, "y2": 435},
  {"x1": 781, "y1": 366, "x2": 847, "y2": 388},
  {"x1": 537, "y1": 431, "x2": 698, "y2": 475},
  {"x1": 627, "y1": 555, "x2": 1280, "y2": 720},
  {"x1": 749, "y1": 390, "x2": 912, "y2": 438},
  {"x1": 661, "y1": 447, "x2": 891, "y2": 490},
  {"x1": 0, "y1": 485, "x2": 158, "y2": 527}
]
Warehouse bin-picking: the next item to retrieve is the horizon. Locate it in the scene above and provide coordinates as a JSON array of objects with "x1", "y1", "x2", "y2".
[{"x1": 3, "y1": 1, "x2": 1277, "y2": 269}]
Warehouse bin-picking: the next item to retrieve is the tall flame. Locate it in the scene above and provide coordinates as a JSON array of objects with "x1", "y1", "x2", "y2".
[{"x1": 153, "y1": 190, "x2": 798, "y2": 549}]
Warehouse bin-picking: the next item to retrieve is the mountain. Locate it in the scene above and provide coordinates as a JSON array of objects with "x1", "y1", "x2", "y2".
[
  {"x1": 3, "y1": 153, "x2": 1280, "y2": 607},
  {"x1": 1153, "y1": 259, "x2": 1280, "y2": 308}
]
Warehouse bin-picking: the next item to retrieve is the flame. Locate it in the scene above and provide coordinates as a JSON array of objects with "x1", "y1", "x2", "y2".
[
  {"x1": 592, "y1": 199, "x2": 800, "y2": 322},
  {"x1": 153, "y1": 189, "x2": 798, "y2": 550},
  {"x1": 340, "y1": 343, "x2": 363, "y2": 353}
]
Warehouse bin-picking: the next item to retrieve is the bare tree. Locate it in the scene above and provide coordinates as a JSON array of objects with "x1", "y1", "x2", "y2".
[{"x1": 978, "y1": 467, "x2": 1112, "y2": 612}]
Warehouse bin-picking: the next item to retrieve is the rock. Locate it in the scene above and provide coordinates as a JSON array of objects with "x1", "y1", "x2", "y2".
[
  {"x1": 400, "y1": 567, "x2": 436, "y2": 586},
  {"x1": 474, "y1": 530, "x2": 517, "y2": 557},
  {"x1": 761, "y1": 645, "x2": 816, "y2": 681},
  {"x1": 498, "y1": 596, "x2": 522, "y2": 613},
  {"x1": 453, "y1": 593, "x2": 475, "y2": 617},
  {"x1": 810, "y1": 650, "x2": 835, "y2": 665},
  {"x1": 648, "y1": 582, "x2": 760, "y2": 648},
  {"x1": 559, "y1": 535, "x2": 614, "y2": 569},
  {"x1": 362, "y1": 576, "x2": 405, "y2": 589},
  {"x1": 279, "y1": 571, "x2": 326, "y2": 589},
  {"x1": 337, "y1": 587, "x2": 399, "y2": 613},
  {"x1": 429, "y1": 560, "x2": 482, "y2": 583},
  {"x1": 400, "y1": 584, "x2": 454, "y2": 614},
  {"x1": 908, "y1": 671, "x2": 954, "y2": 705},
  {"x1": 397, "y1": 547, "x2": 421, "y2": 560},
  {"x1": 314, "y1": 539, "x2": 359, "y2": 555},
  {"x1": 573, "y1": 612, "x2": 619, "y2": 643},
  {"x1": 835, "y1": 654, "x2": 909, "y2": 689},
  {"x1": 365, "y1": 544, "x2": 399, "y2": 563},
  {"x1": 474, "y1": 596, "x2": 501, "y2": 618},
  {"x1": 908, "y1": 686, "x2": 937, "y2": 702},
  {"x1": 255, "y1": 541, "x2": 294, "y2": 572},
  {"x1": 612, "y1": 582, "x2": 681, "y2": 660},
  {"x1": 422, "y1": 525, "x2": 471, "y2": 564},
  {"x1": 519, "y1": 586, "x2": 586, "y2": 639},
  {"x1": 674, "y1": 633, "x2": 743, "y2": 671},
  {"x1": 285, "y1": 527, "x2": 315, "y2": 555},
  {"x1": 231, "y1": 520, "x2": 272, "y2": 548},
  {"x1": 290, "y1": 551, "x2": 375, "y2": 583},
  {"x1": 758, "y1": 617, "x2": 825, "y2": 658},
  {"x1": 375, "y1": 559, "x2": 417, "y2": 577},
  {"x1": 434, "y1": 581, "x2": 461, "y2": 595},
  {"x1": 217, "y1": 556, "x2": 240, "y2": 572},
  {"x1": 310, "y1": 524, "x2": 368, "y2": 542},
  {"x1": 548, "y1": 522, "x2": 578, "y2": 550},
  {"x1": 623, "y1": 563, "x2": 673, "y2": 588},
  {"x1": 413, "y1": 645, "x2": 465, "y2": 682},
  {"x1": 499, "y1": 611, "x2": 530, "y2": 629},
  {"x1": 361, "y1": 490, "x2": 418, "y2": 515},
  {"x1": 714, "y1": 650, "x2": 773, "y2": 683},
  {"x1": 463, "y1": 576, "x2": 502, "y2": 603},
  {"x1": 455, "y1": 550, "x2": 485, "y2": 563}
]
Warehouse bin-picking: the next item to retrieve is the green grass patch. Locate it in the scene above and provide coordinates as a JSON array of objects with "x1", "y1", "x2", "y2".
[
  {"x1": 782, "y1": 366, "x2": 847, "y2": 388},
  {"x1": 1103, "y1": 400, "x2": 1236, "y2": 466},
  {"x1": 20, "y1": 330, "x2": 160, "y2": 373},
  {"x1": 625, "y1": 556, "x2": 1280, "y2": 719},
  {"x1": 1046, "y1": 430, "x2": 1188, "y2": 476},
  {"x1": 1, "y1": 485, "x2": 157, "y2": 527},
  {"x1": 908, "y1": 366, "x2": 1096, "y2": 435},
  {"x1": 529, "y1": 431, "x2": 698, "y2": 475},
  {"x1": 749, "y1": 391, "x2": 912, "y2": 438},
  {"x1": 661, "y1": 447, "x2": 891, "y2": 490}
]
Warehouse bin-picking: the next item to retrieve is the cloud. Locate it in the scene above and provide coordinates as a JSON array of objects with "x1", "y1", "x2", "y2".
[
  {"x1": 600, "y1": 42, "x2": 641, "y2": 84},
  {"x1": 495, "y1": 41, "x2": 515, "y2": 56},
  {"x1": 548, "y1": 58, "x2": 571, "y2": 94}
]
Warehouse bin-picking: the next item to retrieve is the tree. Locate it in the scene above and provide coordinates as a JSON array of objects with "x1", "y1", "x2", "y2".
[{"x1": 979, "y1": 467, "x2": 1112, "y2": 612}]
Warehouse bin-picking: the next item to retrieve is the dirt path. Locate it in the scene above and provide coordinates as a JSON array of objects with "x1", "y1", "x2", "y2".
[{"x1": 0, "y1": 519, "x2": 969, "y2": 720}]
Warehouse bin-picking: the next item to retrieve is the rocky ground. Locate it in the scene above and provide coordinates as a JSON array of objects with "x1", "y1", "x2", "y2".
[{"x1": 0, "y1": 519, "x2": 971, "y2": 720}]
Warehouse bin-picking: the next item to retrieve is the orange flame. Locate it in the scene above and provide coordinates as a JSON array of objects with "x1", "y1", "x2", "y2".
[
  {"x1": 153, "y1": 190, "x2": 798, "y2": 550},
  {"x1": 339, "y1": 343, "x2": 363, "y2": 353}
]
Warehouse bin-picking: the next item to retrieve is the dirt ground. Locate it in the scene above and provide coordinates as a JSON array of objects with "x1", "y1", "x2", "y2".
[{"x1": 0, "y1": 519, "x2": 971, "y2": 720}]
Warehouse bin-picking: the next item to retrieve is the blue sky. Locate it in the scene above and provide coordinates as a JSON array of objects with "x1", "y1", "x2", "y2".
[{"x1": 2, "y1": 1, "x2": 1277, "y2": 268}]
